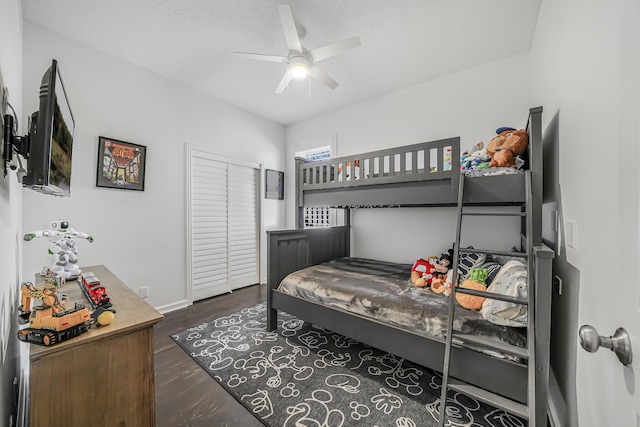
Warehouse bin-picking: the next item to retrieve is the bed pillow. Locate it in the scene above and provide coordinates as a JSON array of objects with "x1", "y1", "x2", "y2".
[
  {"x1": 457, "y1": 249, "x2": 486, "y2": 281},
  {"x1": 480, "y1": 259, "x2": 528, "y2": 327},
  {"x1": 480, "y1": 256, "x2": 501, "y2": 286},
  {"x1": 492, "y1": 246, "x2": 522, "y2": 265}
]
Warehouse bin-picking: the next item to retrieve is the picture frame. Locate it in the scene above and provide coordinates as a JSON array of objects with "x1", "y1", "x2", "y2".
[
  {"x1": 96, "y1": 136, "x2": 146, "y2": 191},
  {"x1": 265, "y1": 169, "x2": 284, "y2": 200}
]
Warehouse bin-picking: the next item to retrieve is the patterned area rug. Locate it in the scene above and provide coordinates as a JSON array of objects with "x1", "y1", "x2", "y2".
[{"x1": 171, "y1": 303, "x2": 525, "y2": 427}]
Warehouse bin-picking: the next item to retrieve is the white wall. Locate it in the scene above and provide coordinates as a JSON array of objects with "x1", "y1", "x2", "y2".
[
  {"x1": 22, "y1": 22, "x2": 286, "y2": 312},
  {"x1": 286, "y1": 53, "x2": 533, "y2": 263},
  {"x1": 531, "y1": 1, "x2": 640, "y2": 425},
  {"x1": 0, "y1": 0, "x2": 23, "y2": 424}
]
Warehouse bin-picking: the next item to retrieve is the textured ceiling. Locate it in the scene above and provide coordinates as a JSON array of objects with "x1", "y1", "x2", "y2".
[{"x1": 22, "y1": 0, "x2": 541, "y2": 126}]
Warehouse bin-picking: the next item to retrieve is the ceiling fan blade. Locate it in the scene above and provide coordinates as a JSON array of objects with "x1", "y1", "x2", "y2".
[
  {"x1": 233, "y1": 52, "x2": 287, "y2": 63},
  {"x1": 309, "y1": 36, "x2": 361, "y2": 63},
  {"x1": 308, "y1": 65, "x2": 339, "y2": 90},
  {"x1": 275, "y1": 71, "x2": 293, "y2": 94},
  {"x1": 277, "y1": 4, "x2": 303, "y2": 53}
]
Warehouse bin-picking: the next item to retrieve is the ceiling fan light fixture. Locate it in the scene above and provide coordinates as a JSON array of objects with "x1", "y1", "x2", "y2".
[
  {"x1": 288, "y1": 56, "x2": 309, "y2": 79},
  {"x1": 235, "y1": 4, "x2": 360, "y2": 94}
]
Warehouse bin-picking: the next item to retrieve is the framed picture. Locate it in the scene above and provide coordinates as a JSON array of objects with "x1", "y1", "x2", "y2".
[
  {"x1": 265, "y1": 169, "x2": 284, "y2": 200},
  {"x1": 96, "y1": 136, "x2": 146, "y2": 191}
]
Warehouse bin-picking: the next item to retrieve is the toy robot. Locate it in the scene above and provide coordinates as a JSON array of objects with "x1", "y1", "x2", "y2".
[{"x1": 24, "y1": 219, "x2": 94, "y2": 280}]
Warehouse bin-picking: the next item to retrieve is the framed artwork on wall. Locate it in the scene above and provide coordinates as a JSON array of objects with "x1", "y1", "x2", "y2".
[
  {"x1": 265, "y1": 169, "x2": 284, "y2": 200},
  {"x1": 96, "y1": 136, "x2": 146, "y2": 191}
]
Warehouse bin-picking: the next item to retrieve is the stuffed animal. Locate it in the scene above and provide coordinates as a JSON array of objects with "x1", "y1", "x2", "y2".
[
  {"x1": 487, "y1": 127, "x2": 529, "y2": 169},
  {"x1": 461, "y1": 141, "x2": 483, "y2": 159},
  {"x1": 429, "y1": 249, "x2": 453, "y2": 293},
  {"x1": 460, "y1": 141, "x2": 491, "y2": 171},
  {"x1": 431, "y1": 270, "x2": 452, "y2": 294},
  {"x1": 411, "y1": 255, "x2": 449, "y2": 288},
  {"x1": 338, "y1": 160, "x2": 362, "y2": 180},
  {"x1": 443, "y1": 146, "x2": 453, "y2": 171},
  {"x1": 490, "y1": 149, "x2": 516, "y2": 168},
  {"x1": 455, "y1": 268, "x2": 488, "y2": 310}
]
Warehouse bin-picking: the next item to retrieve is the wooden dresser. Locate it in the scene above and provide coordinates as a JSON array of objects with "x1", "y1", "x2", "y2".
[{"x1": 25, "y1": 265, "x2": 164, "y2": 427}]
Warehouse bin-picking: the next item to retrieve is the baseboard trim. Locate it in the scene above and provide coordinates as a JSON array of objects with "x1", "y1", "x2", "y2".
[{"x1": 156, "y1": 299, "x2": 190, "y2": 314}]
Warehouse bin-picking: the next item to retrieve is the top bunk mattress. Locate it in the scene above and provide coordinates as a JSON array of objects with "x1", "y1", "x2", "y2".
[{"x1": 277, "y1": 257, "x2": 526, "y2": 359}]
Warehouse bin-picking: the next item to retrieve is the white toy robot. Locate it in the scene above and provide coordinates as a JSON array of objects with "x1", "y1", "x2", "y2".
[{"x1": 24, "y1": 219, "x2": 94, "y2": 280}]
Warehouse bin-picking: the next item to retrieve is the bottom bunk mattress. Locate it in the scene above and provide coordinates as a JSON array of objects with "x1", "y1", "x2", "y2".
[{"x1": 277, "y1": 257, "x2": 526, "y2": 359}]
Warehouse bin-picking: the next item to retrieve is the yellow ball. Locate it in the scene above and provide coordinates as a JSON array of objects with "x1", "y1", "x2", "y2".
[{"x1": 96, "y1": 310, "x2": 115, "y2": 326}]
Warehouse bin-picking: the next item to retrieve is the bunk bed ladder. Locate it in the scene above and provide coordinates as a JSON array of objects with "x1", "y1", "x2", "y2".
[{"x1": 438, "y1": 171, "x2": 538, "y2": 427}]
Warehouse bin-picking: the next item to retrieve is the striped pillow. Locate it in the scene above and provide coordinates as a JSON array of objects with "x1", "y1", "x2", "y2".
[
  {"x1": 457, "y1": 249, "x2": 486, "y2": 281},
  {"x1": 481, "y1": 256, "x2": 502, "y2": 285}
]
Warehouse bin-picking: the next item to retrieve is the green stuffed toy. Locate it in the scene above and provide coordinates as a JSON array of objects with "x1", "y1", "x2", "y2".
[
  {"x1": 456, "y1": 268, "x2": 488, "y2": 310},
  {"x1": 468, "y1": 268, "x2": 488, "y2": 285}
]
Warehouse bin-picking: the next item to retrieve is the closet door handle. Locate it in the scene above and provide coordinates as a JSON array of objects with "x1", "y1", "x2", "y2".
[{"x1": 579, "y1": 325, "x2": 633, "y2": 366}]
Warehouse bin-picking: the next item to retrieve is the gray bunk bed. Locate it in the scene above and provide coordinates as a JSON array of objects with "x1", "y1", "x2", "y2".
[{"x1": 267, "y1": 106, "x2": 553, "y2": 421}]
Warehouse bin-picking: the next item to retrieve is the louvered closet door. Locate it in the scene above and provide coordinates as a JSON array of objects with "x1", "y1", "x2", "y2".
[
  {"x1": 191, "y1": 157, "x2": 230, "y2": 300},
  {"x1": 228, "y1": 163, "x2": 259, "y2": 289},
  {"x1": 190, "y1": 152, "x2": 259, "y2": 301}
]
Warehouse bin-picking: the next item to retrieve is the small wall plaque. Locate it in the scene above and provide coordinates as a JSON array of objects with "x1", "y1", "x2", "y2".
[{"x1": 265, "y1": 169, "x2": 284, "y2": 200}]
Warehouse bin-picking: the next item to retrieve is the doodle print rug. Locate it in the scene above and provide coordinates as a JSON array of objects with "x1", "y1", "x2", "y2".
[{"x1": 171, "y1": 303, "x2": 525, "y2": 427}]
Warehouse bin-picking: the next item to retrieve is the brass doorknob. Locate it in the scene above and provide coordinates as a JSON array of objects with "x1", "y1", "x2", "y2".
[{"x1": 579, "y1": 325, "x2": 633, "y2": 366}]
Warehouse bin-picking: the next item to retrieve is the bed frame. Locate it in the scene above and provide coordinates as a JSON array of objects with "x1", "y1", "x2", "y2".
[{"x1": 267, "y1": 107, "x2": 552, "y2": 412}]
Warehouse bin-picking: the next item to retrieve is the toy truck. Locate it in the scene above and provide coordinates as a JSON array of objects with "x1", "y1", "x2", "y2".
[{"x1": 17, "y1": 283, "x2": 92, "y2": 346}]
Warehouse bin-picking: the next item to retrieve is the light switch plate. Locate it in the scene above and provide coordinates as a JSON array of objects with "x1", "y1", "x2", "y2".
[
  {"x1": 551, "y1": 210, "x2": 558, "y2": 232},
  {"x1": 567, "y1": 220, "x2": 577, "y2": 249}
]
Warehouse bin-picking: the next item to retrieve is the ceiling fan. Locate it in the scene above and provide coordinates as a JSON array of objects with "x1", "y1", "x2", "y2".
[{"x1": 234, "y1": 4, "x2": 361, "y2": 94}]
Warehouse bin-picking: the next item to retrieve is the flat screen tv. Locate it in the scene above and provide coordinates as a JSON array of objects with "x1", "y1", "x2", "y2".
[{"x1": 22, "y1": 59, "x2": 75, "y2": 196}]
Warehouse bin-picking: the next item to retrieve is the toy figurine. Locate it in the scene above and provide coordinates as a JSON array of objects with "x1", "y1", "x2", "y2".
[
  {"x1": 24, "y1": 219, "x2": 94, "y2": 280},
  {"x1": 411, "y1": 255, "x2": 450, "y2": 288}
]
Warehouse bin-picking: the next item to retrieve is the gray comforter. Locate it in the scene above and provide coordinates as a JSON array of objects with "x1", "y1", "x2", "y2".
[{"x1": 278, "y1": 257, "x2": 526, "y2": 358}]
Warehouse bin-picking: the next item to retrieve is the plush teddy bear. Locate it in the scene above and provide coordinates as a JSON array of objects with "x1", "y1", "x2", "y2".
[
  {"x1": 411, "y1": 255, "x2": 449, "y2": 288},
  {"x1": 455, "y1": 268, "x2": 488, "y2": 310},
  {"x1": 487, "y1": 127, "x2": 529, "y2": 169},
  {"x1": 490, "y1": 149, "x2": 517, "y2": 168}
]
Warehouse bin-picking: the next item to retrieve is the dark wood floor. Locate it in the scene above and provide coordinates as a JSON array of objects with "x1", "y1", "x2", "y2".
[
  {"x1": 154, "y1": 284, "x2": 267, "y2": 427},
  {"x1": 153, "y1": 284, "x2": 548, "y2": 427}
]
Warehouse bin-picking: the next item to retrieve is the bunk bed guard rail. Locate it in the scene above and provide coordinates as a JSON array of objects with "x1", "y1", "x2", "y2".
[{"x1": 296, "y1": 137, "x2": 461, "y2": 208}]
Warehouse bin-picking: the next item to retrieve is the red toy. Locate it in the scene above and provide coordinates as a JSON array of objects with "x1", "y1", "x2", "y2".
[
  {"x1": 411, "y1": 256, "x2": 449, "y2": 288},
  {"x1": 80, "y1": 272, "x2": 112, "y2": 309}
]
